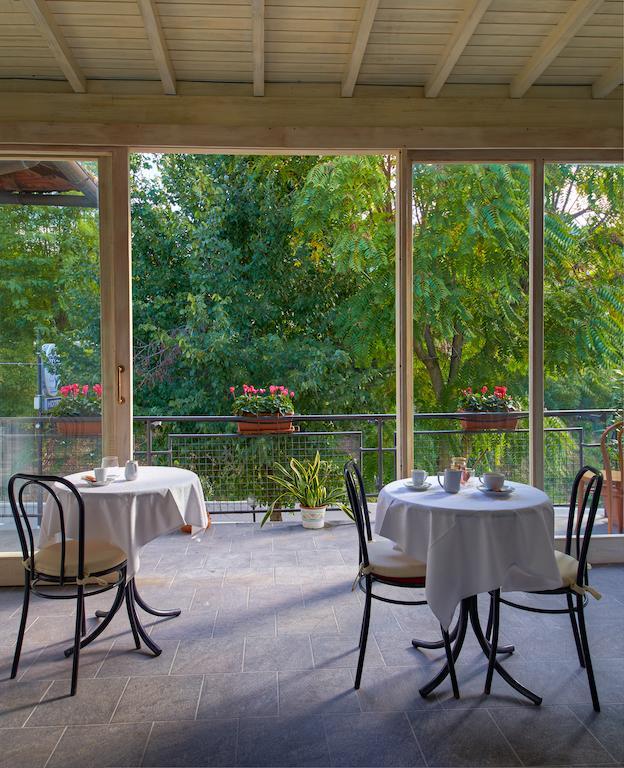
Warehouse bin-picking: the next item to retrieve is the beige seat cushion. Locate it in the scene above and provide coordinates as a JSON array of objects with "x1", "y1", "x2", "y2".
[
  {"x1": 366, "y1": 538, "x2": 427, "y2": 580},
  {"x1": 26, "y1": 540, "x2": 127, "y2": 579},
  {"x1": 555, "y1": 549, "x2": 590, "y2": 588}
]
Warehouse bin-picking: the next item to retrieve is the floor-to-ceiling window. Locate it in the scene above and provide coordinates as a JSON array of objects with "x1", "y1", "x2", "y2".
[{"x1": 0, "y1": 159, "x2": 102, "y2": 547}]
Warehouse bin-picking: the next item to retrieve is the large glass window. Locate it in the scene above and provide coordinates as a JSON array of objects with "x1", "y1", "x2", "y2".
[
  {"x1": 544, "y1": 163, "x2": 624, "y2": 519},
  {"x1": 0, "y1": 159, "x2": 101, "y2": 547},
  {"x1": 411, "y1": 163, "x2": 530, "y2": 487},
  {"x1": 130, "y1": 154, "x2": 396, "y2": 518}
]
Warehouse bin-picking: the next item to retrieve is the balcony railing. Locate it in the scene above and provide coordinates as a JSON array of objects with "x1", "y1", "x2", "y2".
[{"x1": 0, "y1": 409, "x2": 615, "y2": 521}]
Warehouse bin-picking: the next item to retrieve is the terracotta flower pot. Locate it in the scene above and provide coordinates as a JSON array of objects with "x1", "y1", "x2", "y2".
[
  {"x1": 237, "y1": 412, "x2": 294, "y2": 435},
  {"x1": 56, "y1": 418, "x2": 102, "y2": 437},
  {"x1": 458, "y1": 411, "x2": 520, "y2": 431}
]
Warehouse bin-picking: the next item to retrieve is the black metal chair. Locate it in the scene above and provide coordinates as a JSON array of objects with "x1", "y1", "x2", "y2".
[
  {"x1": 344, "y1": 460, "x2": 459, "y2": 696},
  {"x1": 488, "y1": 465, "x2": 603, "y2": 711},
  {"x1": 8, "y1": 473, "x2": 128, "y2": 696}
]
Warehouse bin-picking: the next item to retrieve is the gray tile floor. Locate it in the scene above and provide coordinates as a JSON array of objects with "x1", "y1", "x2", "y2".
[{"x1": 0, "y1": 521, "x2": 622, "y2": 768}]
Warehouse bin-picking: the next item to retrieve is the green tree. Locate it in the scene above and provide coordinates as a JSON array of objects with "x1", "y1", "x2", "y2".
[
  {"x1": 297, "y1": 158, "x2": 623, "y2": 412},
  {"x1": 0, "y1": 203, "x2": 100, "y2": 415},
  {"x1": 131, "y1": 154, "x2": 386, "y2": 416}
]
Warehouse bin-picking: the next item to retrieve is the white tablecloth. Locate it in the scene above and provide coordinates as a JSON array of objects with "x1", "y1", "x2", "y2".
[
  {"x1": 39, "y1": 466, "x2": 208, "y2": 578},
  {"x1": 375, "y1": 478, "x2": 561, "y2": 629}
]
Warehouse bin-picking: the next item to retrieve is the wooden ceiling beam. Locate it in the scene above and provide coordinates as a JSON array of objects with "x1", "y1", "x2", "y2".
[
  {"x1": 425, "y1": 0, "x2": 492, "y2": 99},
  {"x1": 510, "y1": 0, "x2": 604, "y2": 98},
  {"x1": 21, "y1": 0, "x2": 86, "y2": 93},
  {"x1": 592, "y1": 57, "x2": 623, "y2": 98},
  {"x1": 342, "y1": 0, "x2": 380, "y2": 98},
  {"x1": 137, "y1": 0, "x2": 176, "y2": 96},
  {"x1": 252, "y1": 0, "x2": 265, "y2": 97}
]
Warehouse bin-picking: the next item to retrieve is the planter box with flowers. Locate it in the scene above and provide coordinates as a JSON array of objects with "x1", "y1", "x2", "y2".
[
  {"x1": 51, "y1": 383, "x2": 102, "y2": 436},
  {"x1": 457, "y1": 385, "x2": 520, "y2": 431},
  {"x1": 230, "y1": 384, "x2": 295, "y2": 435}
]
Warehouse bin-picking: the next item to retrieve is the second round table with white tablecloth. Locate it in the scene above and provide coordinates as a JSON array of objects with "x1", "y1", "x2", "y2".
[
  {"x1": 375, "y1": 477, "x2": 561, "y2": 630},
  {"x1": 375, "y1": 477, "x2": 563, "y2": 704}
]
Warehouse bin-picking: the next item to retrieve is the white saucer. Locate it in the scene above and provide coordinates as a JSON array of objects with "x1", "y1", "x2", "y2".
[
  {"x1": 404, "y1": 480, "x2": 432, "y2": 492},
  {"x1": 82, "y1": 476, "x2": 113, "y2": 487},
  {"x1": 477, "y1": 484, "x2": 514, "y2": 496}
]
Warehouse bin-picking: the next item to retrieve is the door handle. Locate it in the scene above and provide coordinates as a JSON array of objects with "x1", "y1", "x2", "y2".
[{"x1": 117, "y1": 365, "x2": 125, "y2": 405}]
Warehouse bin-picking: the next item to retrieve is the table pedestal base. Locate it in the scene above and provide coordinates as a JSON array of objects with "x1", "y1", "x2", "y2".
[
  {"x1": 65, "y1": 580, "x2": 181, "y2": 659},
  {"x1": 413, "y1": 595, "x2": 541, "y2": 705}
]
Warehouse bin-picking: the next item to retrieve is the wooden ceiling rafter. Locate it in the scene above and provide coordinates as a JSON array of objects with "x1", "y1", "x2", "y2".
[
  {"x1": 592, "y1": 56, "x2": 624, "y2": 98},
  {"x1": 425, "y1": 0, "x2": 492, "y2": 99},
  {"x1": 252, "y1": 0, "x2": 265, "y2": 97},
  {"x1": 20, "y1": 0, "x2": 86, "y2": 93},
  {"x1": 342, "y1": 0, "x2": 380, "y2": 98},
  {"x1": 136, "y1": 0, "x2": 177, "y2": 96},
  {"x1": 510, "y1": 0, "x2": 605, "y2": 98}
]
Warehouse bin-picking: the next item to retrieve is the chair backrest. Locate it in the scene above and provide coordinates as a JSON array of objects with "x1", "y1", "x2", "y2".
[
  {"x1": 567, "y1": 465, "x2": 603, "y2": 586},
  {"x1": 343, "y1": 459, "x2": 372, "y2": 568},
  {"x1": 8, "y1": 473, "x2": 85, "y2": 586}
]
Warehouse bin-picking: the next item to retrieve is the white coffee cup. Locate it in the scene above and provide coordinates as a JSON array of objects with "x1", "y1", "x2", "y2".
[
  {"x1": 411, "y1": 469, "x2": 427, "y2": 487},
  {"x1": 94, "y1": 467, "x2": 108, "y2": 483},
  {"x1": 437, "y1": 468, "x2": 462, "y2": 494},
  {"x1": 480, "y1": 471, "x2": 505, "y2": 491}
]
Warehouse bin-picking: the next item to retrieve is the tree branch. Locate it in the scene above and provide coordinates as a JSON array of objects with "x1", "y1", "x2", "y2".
[
  {"x1": 414, "y1": 325, "x2": 444, "y2": 401},
  {"x1": 447, "y1": 329, "x2": 464, "y2": 386}
]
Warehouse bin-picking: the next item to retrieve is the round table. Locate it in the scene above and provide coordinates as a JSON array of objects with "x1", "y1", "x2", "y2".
[
  {"x1": 375, "y1": 477, "x2": 562, "y2": 703},
  {"x1": 39, "y1": 466, "x2": 208, "y2": 657}
]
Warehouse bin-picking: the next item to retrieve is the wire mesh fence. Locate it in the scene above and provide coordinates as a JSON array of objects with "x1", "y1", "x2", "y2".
[
  {"x1": 412, "y1": 426, "x2": 582, "y2": 506},
  {"x1": 0, "y1": 411, "x2": 613, "y2": 522},
  {"x1": 159, "y1": 430, "x2": 362, "y2": 517}
]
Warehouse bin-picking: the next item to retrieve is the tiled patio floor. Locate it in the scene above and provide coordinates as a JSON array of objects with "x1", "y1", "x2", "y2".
[{"x1": 0, "y1": 521, "x2": 622, "y2": 768}]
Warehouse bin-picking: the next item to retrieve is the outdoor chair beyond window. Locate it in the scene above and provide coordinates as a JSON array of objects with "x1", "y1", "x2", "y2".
[
  {"x1": 343, "y1": 460, "x2": 459, "y2": 696},
  {"x1": 578, "y1": 421, "x2": 622, "y2": 534},
  {"x1": 488, "y1": 465, "x2": 603, "y2": 711},
  {"x1": 9, "y1": 473, "x2": 128, "y2": 696}
]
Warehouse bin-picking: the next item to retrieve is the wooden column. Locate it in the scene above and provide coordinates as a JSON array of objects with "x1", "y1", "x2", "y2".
[
  {"x1": 98, "y1": 148, "x2": 133, "y2": 463},
  {"x1": 395, "y1": 150, "x2": 414, "y2": 478},
  {"x1": 529, "y1": 158, "x2": 545, "y2": 489}
]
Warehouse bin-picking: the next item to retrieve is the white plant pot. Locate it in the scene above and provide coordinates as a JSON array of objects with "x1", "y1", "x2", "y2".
[{"x1": 301, "y1": 506, "x2": 327, "y2": 529}]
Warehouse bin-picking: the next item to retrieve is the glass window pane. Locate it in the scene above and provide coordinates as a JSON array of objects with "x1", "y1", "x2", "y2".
[
  {"x1": 411, "y1": 162, "x2": 530, "y2": 485},
  {"x1": 0, "y1": 159, "x2": 101, "y2": 549}
]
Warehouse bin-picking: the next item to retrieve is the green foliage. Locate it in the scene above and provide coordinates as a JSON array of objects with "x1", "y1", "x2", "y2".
[
  {"x1": 0, "y1": 200, "x2": 100, "y2": 415},
  {"x1": 261, "y1": 451, "x2": 351, "y2": 526},
  {"x1": 0, "y1": 156, "x2": 621, "y2": 429}
]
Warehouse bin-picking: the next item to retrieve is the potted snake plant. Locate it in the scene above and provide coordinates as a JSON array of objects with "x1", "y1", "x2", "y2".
[{"x1": 261, "y1": 451, "x2": 352, "y2": 529}]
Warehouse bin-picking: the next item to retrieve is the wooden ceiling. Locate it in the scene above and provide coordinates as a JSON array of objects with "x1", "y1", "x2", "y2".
[{"x1": 1, "y1": 0, "x2": 622, "y2": 98}]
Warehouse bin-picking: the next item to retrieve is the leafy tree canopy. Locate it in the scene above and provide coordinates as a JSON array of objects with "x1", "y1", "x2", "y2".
[{"x1": 0, "y1": 155, "x2": 621, "y2": 419}]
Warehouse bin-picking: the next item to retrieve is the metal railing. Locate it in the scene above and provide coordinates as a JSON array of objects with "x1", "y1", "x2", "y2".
[{"x1": 0, "y1": 409, "x2": 615, "y2": 519}]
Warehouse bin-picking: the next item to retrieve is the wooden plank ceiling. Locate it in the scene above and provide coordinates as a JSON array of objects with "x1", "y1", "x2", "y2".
[{"x1": 0, "y1": 0, "x2": 622, "y2": 97}]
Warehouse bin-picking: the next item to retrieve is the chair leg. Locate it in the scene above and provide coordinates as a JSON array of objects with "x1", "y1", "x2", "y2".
[
  {"x1": 81, "y1": 595, "x2": 87, "y2": 637},
  {"x1": 354, "y1": 576, "x2": 372, "y2": 690},
  {"x1": 566, "y1": 592, "x2": 585, "y2": 668},
  {"x1": 485, "y1": 594, "x2": 493, "y2": 642},
  {"x1": 485, "y1": 589, "x2": 500, "y2": 695},
  {"x1": 70, "y1": 585, "x2": 84, "y2": 696},
  {"x1": 442, "y1": 626, "x2": 459, "y2": 699},
  {"x1": 11, "y1": 573, "x2": 31, "y2": 680},
  {"x1": 125, "y1": 584, "x2": 142, "y2": 650},
  {"x1": 358, "y1": 599, "x2": 367, "y2": 649},
  {"x1": 576, "y1": 594, "x2": 600, "y2": 712}
]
